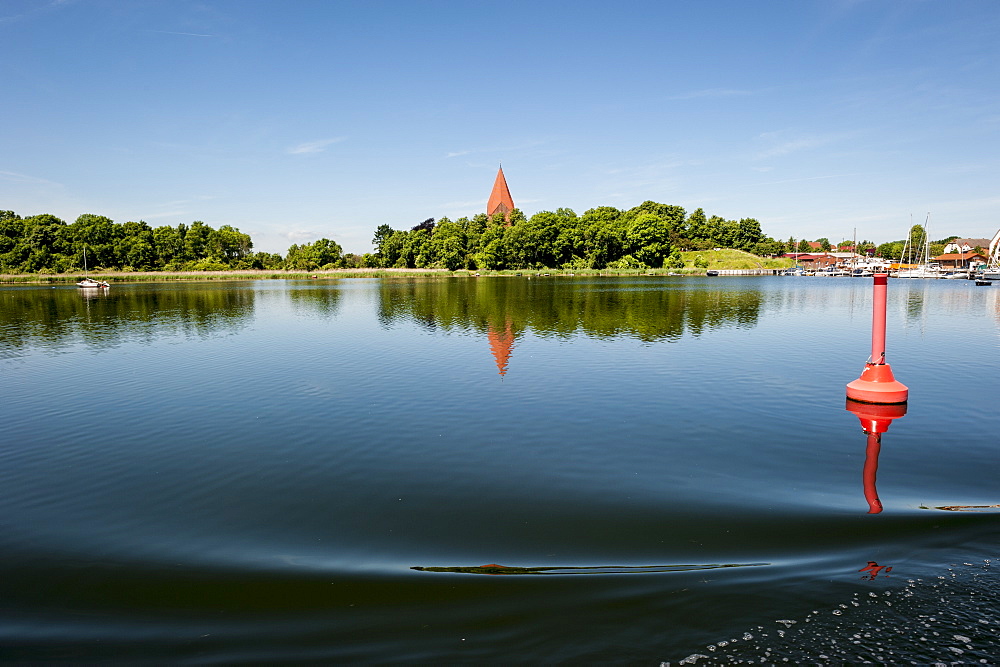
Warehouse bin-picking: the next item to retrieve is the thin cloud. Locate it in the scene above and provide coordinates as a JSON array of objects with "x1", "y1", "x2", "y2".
[
  {"x1": 753, "y1": 131, "x2": 846, "y2": 160},
  {"x1": 282, "y1": 229, "x2": 317, "y2": 242},
  {"x1": 667, "y1": 88, "x2": 752, "y2": 101},
  {"x1": 147, "y1": 30, "x2": 214, "y2": 37},
  {"x1": 446, "y1": 150, "x2": 471, "y2": 158},
  {"x1": 144, "y1": 210, "x2": 190, "y2": 220},
  {"x1": 0, "y1": 170, "x2": 60, "y2": 186},
  {"x1": 752, "y1": 173, "x2": 856, "y2": 187},
  {"x1": 287, "y1": 138, "x2": 346, "y2": 155},
  {"x1": 0, "y1": 0, "x2": 76, "y2": 25}
]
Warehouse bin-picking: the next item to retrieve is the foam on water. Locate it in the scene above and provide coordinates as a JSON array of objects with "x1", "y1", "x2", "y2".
[{"x1": 665, "y1": 559, "x2": 997, "y2": 665}]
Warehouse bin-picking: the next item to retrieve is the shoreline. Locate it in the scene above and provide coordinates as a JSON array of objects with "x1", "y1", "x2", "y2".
[{"x1": 0, "y1": 267, "x2": 718, "y2": 284}]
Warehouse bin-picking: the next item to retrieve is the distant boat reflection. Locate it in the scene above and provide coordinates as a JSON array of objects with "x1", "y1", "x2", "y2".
[
  {"x1": 924, "y1": 504, "x2": 1000, "y2": 512},
  {"x1": 411, "y1": 562, "x2": 767, "y2": 576},
  {"x1": 845, "y1": 400, "x2": 907, "y2": 514}
]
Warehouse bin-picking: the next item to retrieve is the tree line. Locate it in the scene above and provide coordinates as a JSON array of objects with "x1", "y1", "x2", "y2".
[
  {"x1": 2, "y1": 201, "x2": 805, "y2": 274},
  {"x1": 371, "y1": 202, "x2": 780, "y2": 270},
  {"x1": 0, "y1": 210, "x2": 363, "y2": 273}
]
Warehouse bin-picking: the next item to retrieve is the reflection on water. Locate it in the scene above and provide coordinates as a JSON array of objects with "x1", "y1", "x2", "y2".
[
  {"x1": 845, "y1": 400, "x2": 907, "y2": 515},
  {"x1": 0, "y1": 284, "x2": 256, "y2": 354},
  {"x1": 487, "y1": 321, "x2": 515, "y2": 376},
  {"x1": 412, "y1": 562, "x2": 767, "y2": 575},
  {"x1": 378, "y1": 277, "x2": 767, "y2": 376},
  {"x1": 926, "y1": 504, "x2": 1000, "y2": 512},
  {"x1": 377, "y1": 277, "x2": 765, "y2": 343},
  {"x1": 858, "y1": 560, "x2": 893, "y2": 580},
  {"x1": 0, "y1": 281, "x2": 347, "y2": 356}
]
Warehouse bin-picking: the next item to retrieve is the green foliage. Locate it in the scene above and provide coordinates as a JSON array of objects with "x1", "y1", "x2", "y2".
[
  {"x1": 877, "y1": 241, "x2": 904, "y2": 261},
  {"x1": 285, "y1": 238, "x2": 344, "y2": 270},
  {"x1": 0, "y1": 210, "x2": 263, "y2": 273},
  {"x1": 361, "y1": 201, "x2": 790, "y2": 272}
]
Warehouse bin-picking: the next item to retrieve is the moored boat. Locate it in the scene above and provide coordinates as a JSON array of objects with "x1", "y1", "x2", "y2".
[
  {"x1": 76, "y1": 246, "x2": 110, "y2": 289},
  {"x1": 76, "y1": 277, "x2": 110, "y2": 288}
]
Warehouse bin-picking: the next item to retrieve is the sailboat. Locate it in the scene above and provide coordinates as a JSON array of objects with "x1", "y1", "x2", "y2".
[
  {"x1": 979, "y1": 228, "x2": 1000, "y2": 281},
  {"x1": 76, "y1": 246, "x2": 110, "y2": 289},
  {"x1": 895, "y1": 213, "x2": 941, "y2": 279}
]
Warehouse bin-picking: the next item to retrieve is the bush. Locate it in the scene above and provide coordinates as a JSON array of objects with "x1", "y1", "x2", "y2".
[
  {"x1": 186, "y1": 258, "x2": 230, "y2": 271},
  {"x1": 607, "y1": 255, "x2": 646, "y2": 269}
]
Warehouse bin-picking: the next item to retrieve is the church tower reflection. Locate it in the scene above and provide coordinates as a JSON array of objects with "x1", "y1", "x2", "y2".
[
  {"x1": 845, "y1": 400, "x2": 907, "y2": 514},
  {"x1": 487, "y1": 321, "x2": 516, "y2": 377}
]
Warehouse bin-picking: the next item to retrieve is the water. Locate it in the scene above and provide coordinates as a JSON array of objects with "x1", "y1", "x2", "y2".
[{"x1": 1, "y1": 276, "x2": 998, "y2": 664}]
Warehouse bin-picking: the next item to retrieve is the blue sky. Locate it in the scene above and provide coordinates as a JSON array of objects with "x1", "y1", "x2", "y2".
[{"x1": 2, "y1": 0, "x2": 999, "y2": 254}]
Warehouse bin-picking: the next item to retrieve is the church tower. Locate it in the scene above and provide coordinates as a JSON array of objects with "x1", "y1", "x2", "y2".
[{"x1": 487, "y1": 165, "x2": 515, "y2": 224}]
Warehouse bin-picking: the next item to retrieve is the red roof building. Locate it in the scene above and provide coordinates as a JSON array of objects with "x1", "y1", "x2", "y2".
[
  {"x1": 931, "y1": 251, "x2": 987, "y2": 269},
  {"x1": 487, "y1": 166, "x2": 515, "y2": 224}
]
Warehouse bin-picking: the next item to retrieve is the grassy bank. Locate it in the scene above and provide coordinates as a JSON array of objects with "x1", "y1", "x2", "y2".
[
  {"x1": 678, "y1": 248, "x2": 794, "y2": 270},
  {"x1": 1, "y1": 250, "x2": 794, "y2": 284}
]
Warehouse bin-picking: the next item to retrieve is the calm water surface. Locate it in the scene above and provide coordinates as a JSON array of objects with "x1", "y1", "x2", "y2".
[{"x1": 1, "y1": 276, "x2": 998, "y2": 664}]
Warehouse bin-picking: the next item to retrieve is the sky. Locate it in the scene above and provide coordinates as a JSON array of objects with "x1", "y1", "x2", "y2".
[{"x1": 2, "y1": 0, "x2": 999, "y2": 254}]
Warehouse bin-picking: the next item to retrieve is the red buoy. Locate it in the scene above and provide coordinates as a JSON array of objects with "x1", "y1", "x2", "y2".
[{"x1": 846, "y1": 274, "x2": 908, "y2": 404}]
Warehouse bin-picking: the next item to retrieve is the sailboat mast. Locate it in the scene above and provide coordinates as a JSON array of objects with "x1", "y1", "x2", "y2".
[{"x1": 923, "y1": 212, "x2": 931, "y2": 264}]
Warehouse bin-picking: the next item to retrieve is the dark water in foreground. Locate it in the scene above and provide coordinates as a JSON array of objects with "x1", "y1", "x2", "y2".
[{"x1": 1, "y1": 276, "x2": 998, "y2": 664}]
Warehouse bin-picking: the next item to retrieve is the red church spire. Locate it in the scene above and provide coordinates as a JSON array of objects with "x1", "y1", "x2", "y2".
[{"x1": 487, "y1": 165, "x2": 515, "y2": 224}]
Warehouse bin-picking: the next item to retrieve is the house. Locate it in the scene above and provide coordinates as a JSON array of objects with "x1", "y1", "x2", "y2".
[
  {"x1": 943, "y1": 238, "x2": 991, "y2": 253},
  {"x1": 785, "y1": 253, "x2": 840, "y2": 268},
  {"x1": 931, "y1": 251, "x2": 987, "y2": 269}
]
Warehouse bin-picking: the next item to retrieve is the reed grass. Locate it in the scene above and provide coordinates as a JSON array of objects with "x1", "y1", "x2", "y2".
[{"x1": 1, "y1": 250, "x2": 793, "y2": 284}]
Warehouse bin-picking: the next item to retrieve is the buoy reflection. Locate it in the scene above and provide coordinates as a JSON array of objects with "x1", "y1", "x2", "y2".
[{"x1": 845, "y1": 399, "x2": 907, "y2": 514}]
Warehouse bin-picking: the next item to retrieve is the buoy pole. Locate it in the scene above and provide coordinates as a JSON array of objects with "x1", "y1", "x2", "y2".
[
  {"x1": 846, "y1": 274, "x2": 908, "y2": 404},
  {"x1": 871, "y1": 272, "x2": 887, "y2": 364}
]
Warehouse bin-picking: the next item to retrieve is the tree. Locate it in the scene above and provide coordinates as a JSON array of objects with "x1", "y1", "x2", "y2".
[
  {"x1": 797, "y1": 239, "x2": 811, "y2": 253},
  {"x1": 580, "y1": 206, "x2": 624, "y2": 268},
  {"x1": 184, "y1": 221, "x2": 211, "y2": 261},
  {"x1": 685, "y1": 208, "x2": 708, "y2": 247},
  {"x1": 285, "y1": 238, "x2": 343, "y2": 269},
  {"x1": 372, "y1": 224, "x2": 393, "y2": 257},
  {"x1": 207, "y1": 225, "x2": 252, "y2": 262},
  {"x1": 627, "y1": 213, "x2": 671, "y2": 268},
  {"x1": 0, "y1": 212, "x2": 25, "y2": 256},
  {"x1": 877, "y1": 241, "x2": 903, "y2": 260},
  {"x1": 153, "y1": 225, "x2": 185, "y2": 266},
  {"x1": 430, "y1": 219, "x2": 467, "y2": 270},
  {"x1": 816, "y1": 237, "x2": 832, "y2": 252},
  {"x1": 733, "y1": 218, "x2": 764, "y2": 251},
  {"x1": 411, "y1": 218, "x2": 435, "y2": 233}
]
